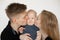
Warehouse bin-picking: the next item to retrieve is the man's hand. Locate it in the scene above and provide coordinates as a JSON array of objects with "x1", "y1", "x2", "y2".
[{"x1": 19, "y1": 33, "x2": 32, "y2": 40}]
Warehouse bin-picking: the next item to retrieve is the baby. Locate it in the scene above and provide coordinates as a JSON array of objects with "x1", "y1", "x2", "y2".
[{"x1": 19, "y1": 10, "x2": 41, "y2": 40}]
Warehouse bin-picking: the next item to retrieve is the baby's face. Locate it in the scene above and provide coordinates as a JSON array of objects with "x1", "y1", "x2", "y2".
[{"x1": 27, "y1": 11, "x2": 36, "y2": 25}]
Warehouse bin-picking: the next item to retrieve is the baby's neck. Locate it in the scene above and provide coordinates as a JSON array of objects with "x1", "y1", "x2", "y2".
[
  {"x1": 27, "y1": 23, "x2": 34, "y2": 25},
  {"x1": 27, "y1": 22, "x2": 35, "y2": 25}
]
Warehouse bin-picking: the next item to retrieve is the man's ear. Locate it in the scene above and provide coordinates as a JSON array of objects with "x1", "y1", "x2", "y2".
[{"x1": 12, "y1": 18, "x2": 16, "y2": 23}]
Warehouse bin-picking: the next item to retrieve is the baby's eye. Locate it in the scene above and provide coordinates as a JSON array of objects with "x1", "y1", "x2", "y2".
[{"x1": 32, "y1": 18, "x2": 34, "y2": 19}]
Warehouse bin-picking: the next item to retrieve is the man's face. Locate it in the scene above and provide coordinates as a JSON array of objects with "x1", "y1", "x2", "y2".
[{"x1": 16, "y1": 11, "x2": 27, "y2": 26}]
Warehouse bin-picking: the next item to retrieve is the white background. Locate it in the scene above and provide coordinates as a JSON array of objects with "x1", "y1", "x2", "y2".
[{"x1": 0, "y1": 0, "x2": 60, "y2": 34}]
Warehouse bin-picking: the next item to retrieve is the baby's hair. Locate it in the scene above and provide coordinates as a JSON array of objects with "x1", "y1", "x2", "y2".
[{"x1": 27, "y1": 9, "x2": 37, "y2": 17}]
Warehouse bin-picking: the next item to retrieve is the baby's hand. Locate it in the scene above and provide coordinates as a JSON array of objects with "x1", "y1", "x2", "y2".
[
  {"x1": 18, "y1": 27, "x2": 25, "y2": 33},
  {"x1": 35, "y1": 31, "x2": 41, "y2": 40}
]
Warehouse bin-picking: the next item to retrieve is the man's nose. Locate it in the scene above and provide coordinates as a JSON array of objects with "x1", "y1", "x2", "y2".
[
  {"x1": 25, "y1": 16, "x2": 28, "y2": 20},
  {"x1": 24, "y1": 17, "x2": 28, "y2": 22},
  {"x1": 23, "y1": 19, "x2": 26, "y2": 22}
]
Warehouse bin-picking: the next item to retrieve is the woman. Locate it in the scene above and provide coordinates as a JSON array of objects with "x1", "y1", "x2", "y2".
[{"x1": 37, "y1": 10, "x2": 59, "y2": 40}]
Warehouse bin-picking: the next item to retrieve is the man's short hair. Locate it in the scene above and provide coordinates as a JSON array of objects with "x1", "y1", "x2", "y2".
[{"x1": 6, "y1": 3, "x2": 27, "y2": 19}]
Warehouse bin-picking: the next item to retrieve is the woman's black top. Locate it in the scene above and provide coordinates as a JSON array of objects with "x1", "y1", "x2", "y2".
[{"x1": 45, "y1": 36, "x2": 52, "y2": 40}]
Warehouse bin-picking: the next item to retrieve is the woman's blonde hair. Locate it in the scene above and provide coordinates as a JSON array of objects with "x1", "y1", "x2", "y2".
[{"x1": 39, "y1": 10, "x2": 59, "y2": 40}]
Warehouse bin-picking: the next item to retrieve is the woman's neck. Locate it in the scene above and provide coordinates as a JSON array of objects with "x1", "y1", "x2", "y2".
[{"x1": 41, "y1": 30, "x2": 48, "y2": 40}]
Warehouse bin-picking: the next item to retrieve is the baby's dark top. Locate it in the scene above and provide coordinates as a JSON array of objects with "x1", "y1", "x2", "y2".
[{"x1": 22, "y1": 24, "x2": 39, "y2": 40}]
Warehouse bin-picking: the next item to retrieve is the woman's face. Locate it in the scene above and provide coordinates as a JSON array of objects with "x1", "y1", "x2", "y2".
[{"x1": 37, "y1": 14, "x2": 41, "y2": 27}]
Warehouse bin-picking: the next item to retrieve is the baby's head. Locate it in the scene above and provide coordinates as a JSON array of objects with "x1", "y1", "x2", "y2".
[{"x1": 27, "y1": 9, "x2": 37, "y2": 25}]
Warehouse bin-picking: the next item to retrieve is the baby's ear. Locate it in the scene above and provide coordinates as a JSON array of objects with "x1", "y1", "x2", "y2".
[{"x1": 34, "y1": 17, "x2": 38, "y2": 24}]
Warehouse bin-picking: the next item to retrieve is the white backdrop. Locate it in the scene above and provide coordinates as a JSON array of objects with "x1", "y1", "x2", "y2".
[{"x1": 0, "y1": 0, "x2": 60, "y2": 34}]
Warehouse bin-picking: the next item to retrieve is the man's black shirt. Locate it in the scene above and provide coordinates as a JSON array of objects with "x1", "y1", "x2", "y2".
[{"x1": 1, "y1": 21, "x2": 20, "y2": 40}]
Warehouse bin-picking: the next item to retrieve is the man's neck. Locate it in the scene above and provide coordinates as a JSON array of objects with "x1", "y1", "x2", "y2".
[{"x1": 11, "y1": 22, "x2": 19, "y2": 33}]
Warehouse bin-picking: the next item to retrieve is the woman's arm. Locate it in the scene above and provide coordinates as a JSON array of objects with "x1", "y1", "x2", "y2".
[{"x1": 35, "y1": 31, "x2": 41, "y2": 40}]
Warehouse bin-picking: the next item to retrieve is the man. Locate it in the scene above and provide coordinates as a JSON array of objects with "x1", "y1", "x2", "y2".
[{"x1": 1, "y1": 3, "x2": 31, "y2": 40}]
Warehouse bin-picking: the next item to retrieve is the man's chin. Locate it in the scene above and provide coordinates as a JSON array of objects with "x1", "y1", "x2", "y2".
[
  {"x1": 23, "y1": 24, "x2": 26, "y2": 25},
  {"x1": 22, "y1": 23, "x2": 26, "y2": 25},
  {"x1": 23, "y1": 23, "x2": 26, "y2": 25}
]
